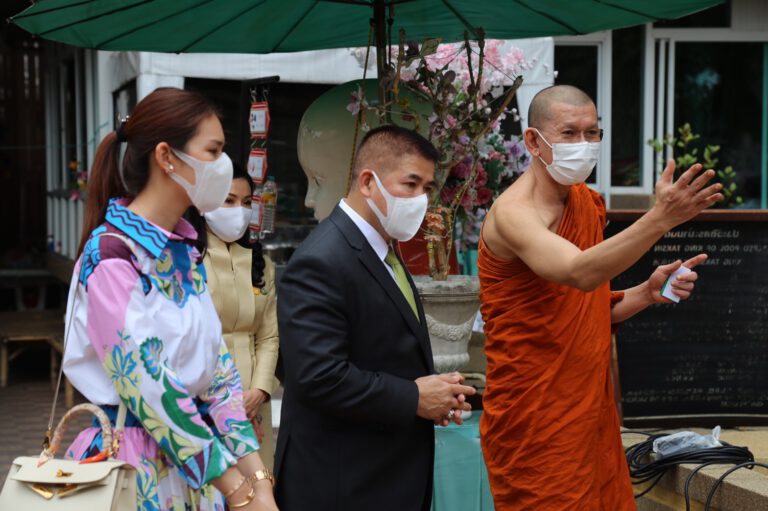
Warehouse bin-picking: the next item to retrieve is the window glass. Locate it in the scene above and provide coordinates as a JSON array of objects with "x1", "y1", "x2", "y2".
[
  {"x1": 674, "y1": 42, "x2": 763, "y2": 206},
  {"x1": 611, "y1": 27, "x2": 643, "y2": 187}
]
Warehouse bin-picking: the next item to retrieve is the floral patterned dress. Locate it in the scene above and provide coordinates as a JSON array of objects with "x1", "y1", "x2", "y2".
[{"x1": 62, "y1": 198, "x2": 259, "y2": 511}]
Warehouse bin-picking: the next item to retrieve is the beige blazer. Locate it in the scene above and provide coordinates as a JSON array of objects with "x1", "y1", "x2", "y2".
[{"x1": 204, "y1": 232, "x2": 278, "y2": 468}]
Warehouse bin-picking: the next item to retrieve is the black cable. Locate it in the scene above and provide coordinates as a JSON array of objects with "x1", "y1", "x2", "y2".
[
  {"x1": 624, "y1": 434, "x2": 755, "y2": 503},
  {"x1": 683, "y1": 461, "x2": 722, "y2": 511},
  {"x1": 703, "y1": 461, "x2": 768, "y2": 511},
  {"x1": 632, "y1": 472, "x2": 665, "y2": 499}
]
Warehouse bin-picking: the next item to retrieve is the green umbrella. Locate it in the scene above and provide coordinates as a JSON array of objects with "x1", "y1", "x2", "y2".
[
  {"x1": 11, "y1": 0, "x2": 723, "y2": 55},
  {"x1": 9, "y1": 0, "x2": 724, "y2": 105}
]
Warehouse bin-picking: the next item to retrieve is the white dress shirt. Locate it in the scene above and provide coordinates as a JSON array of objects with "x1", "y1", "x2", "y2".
[{"x1": 338, "y1": 199, "x2": 396, "y2": 281}]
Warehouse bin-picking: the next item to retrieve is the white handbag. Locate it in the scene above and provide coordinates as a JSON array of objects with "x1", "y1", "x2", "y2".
[
  {"x1": 0, "y1": 233, "x2": 138, "y2": 510},
  {"x1": 0, "y1": 404, "x2": 137, "y2": 510}
]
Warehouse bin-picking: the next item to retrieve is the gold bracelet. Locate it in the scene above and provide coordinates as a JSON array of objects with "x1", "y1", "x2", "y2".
[
  {"x1": 246, "y1": 468, "x2": 275, "y2": 487},
  {"x1": 228, "y1": 485, "x2": 256, "y2": 509},
  {"x1": 222, "y1": 474, "x2": 246, "y2": 499}
]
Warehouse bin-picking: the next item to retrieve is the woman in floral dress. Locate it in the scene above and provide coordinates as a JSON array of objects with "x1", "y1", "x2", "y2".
[{"x1": 62, "y1": 88, "x2": 278, "y2": 511}]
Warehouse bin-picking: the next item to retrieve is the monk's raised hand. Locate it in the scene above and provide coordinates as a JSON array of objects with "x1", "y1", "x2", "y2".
[
  {"x1": 646, "y1": 254, "x2": 706, "y2": 304},
  {"x1": 652, "y1": 159, "x2": 723, "y2": 229}
]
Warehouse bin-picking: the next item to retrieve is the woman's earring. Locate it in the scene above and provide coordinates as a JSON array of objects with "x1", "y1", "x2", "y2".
[{"x1": 168, "y1": 164, "x2": 174, "y2": 173}]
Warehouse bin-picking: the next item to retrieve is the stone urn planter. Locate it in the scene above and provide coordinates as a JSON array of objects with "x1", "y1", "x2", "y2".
[{"x1": 412, "y1": 275, "x2": 480, "y2": 373}]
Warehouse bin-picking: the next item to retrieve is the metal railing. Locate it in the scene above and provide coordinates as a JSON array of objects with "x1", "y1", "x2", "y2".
[{"x1": 47, "y1": 190, "x2": 84, "y2": 262}]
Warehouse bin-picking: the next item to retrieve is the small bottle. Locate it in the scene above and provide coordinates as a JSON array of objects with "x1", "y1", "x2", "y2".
[{"x1": 261, "y1": 177, "x2": 277, "y2": 236}]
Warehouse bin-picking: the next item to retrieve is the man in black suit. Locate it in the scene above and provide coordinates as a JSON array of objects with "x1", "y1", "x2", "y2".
[{"x1": 275, "y1": 125, "x2": 476, "y2": 511}]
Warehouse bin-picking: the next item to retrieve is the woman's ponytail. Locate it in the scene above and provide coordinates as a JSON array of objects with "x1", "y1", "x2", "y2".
[{"x1": 77, "y1": 131, "x2": 127, "y2": 256}]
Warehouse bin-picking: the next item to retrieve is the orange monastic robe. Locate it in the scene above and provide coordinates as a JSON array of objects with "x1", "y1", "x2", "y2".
[{"x1": 478, "y1": 183, "x2": 635, "y2": 510}]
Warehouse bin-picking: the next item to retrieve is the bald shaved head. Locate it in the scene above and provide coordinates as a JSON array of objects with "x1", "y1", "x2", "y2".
[{"x1": 528, "y1": 85, "x2": 595, "y2": 129}]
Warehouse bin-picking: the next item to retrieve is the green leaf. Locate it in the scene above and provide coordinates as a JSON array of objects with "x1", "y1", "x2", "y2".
[
  {"x1": 441, "y1": 70, "x2": 457, "y2": 88},
  {"x1": 420, "y1": 38, "x2": 442, "y2": 57}
]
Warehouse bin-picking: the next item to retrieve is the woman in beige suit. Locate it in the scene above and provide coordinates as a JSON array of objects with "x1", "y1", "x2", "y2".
[{"x1": 192, "y1": 165, "x2": 279, "y2": 470}]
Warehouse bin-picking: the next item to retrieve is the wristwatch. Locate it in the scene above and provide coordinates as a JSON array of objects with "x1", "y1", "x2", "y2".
[{"x1": 248, "y1": 468, "x2": 275, "y2": 487}]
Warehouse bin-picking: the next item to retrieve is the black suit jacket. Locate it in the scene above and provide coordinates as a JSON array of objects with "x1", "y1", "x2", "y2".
[{"x1": 274, "y1": 205, "x2": 435, "y2": 511}]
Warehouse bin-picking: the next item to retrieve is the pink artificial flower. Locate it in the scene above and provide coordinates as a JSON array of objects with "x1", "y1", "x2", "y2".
[
  {"x1": 476, "y1": 187, "x2": 494, "y2": 205},
  {"x1": 460, "y1": 189, "x2": 473, "y2": 209},
  {"x1": 484, "y1": 43, "x2": 502, "y2": 70},
  {"x1": 346, "y1": 85, "x2": 366, "y2": 115},
  {"x1": 450, "y1": 158, "x2": 473, "y2": 179},
  {"x1": 475, "y1": 166, "x2": 488, "y2": 187},
  {"x1": 441, "y1": 186, "x2": 457, "y2": 205},
  {"x1": 504, "y1": 47, "x2": 530, "y2": 75}
]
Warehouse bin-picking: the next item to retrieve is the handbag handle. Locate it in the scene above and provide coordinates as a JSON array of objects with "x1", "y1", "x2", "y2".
[
  {"x1": 42, "y1": 233, "x2": 139, "y2": 465},
  {"x1": 39, "y1": 403, "x2": 115, "y2": 466}
]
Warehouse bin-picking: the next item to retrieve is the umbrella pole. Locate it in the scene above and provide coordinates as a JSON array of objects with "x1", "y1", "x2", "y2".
[{"x1": 373, "y1": 0, "x2": 390, "y2": 122}]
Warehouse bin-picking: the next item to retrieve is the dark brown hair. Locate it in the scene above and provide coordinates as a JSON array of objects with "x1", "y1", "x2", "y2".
[{"x1": 78, "y1": 87, "x2": 220, "y2": 256}]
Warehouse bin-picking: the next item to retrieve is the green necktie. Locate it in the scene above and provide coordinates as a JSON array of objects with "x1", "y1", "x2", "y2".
[{"x1": 385, "y1": 248, "x2": 420, "y2": 321}]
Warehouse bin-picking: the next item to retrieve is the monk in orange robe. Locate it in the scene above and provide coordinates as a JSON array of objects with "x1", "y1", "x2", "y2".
[{"x1": 478, "y1": 85, "x2": 722, "y2": 510}]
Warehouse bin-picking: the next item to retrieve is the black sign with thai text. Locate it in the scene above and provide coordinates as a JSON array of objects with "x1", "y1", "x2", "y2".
[{"x1": 606, "y1": 211, "x2": 768, "y2": 426}]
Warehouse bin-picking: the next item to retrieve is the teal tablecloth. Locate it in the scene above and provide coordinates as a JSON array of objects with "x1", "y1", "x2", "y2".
[{"x1": 432, "y1": 413, "x2": 495, "y2": 511}]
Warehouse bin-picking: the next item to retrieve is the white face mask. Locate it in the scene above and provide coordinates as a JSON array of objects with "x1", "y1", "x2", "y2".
[
  {"x1": 204, "y1": 206, "x2": 252, "y2": 243},
  {"x1": 535, "y1": 129, "x2": 600, "y2": 186},
  {"x1": 170, "y1": 148, "x2": 233, "y2": 213},
  {"x1": 366, "y1": 171, "x2": 428, "y2": 242}
]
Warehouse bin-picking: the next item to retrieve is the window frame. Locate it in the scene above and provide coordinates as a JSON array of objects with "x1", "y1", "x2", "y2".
[
  {"x1": 554, "y1": 31, "x2": 615, "y2": 205},
  {"x1": 644, "y1": 24, "x2": 768, "y2": 207}
]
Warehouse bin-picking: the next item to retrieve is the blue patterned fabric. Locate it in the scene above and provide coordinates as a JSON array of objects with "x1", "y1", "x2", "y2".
[
  {"x1": 105, "y1": 199, "x2": 168, "y2": 258},
  {"x1": 149, "y1": 242, "x2": 205, "y2": 308},
  {"x1": 92, "y1": 405, "x2": 143, "y2": 428},
  {"x1": 78, "y1": 224, "x2": 108, "y2": 285}
]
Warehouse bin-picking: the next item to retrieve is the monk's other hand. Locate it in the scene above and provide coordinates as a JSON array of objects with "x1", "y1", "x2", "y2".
[
  {"x1": 646, "y1": 254, "x2": 706, "y2": 304},
  {"x1": 415, "y1": 374, "x2": 476, "y2": 423},
  {"x1": 652, "y1": 159, "x2": 723, "y2": 228}
]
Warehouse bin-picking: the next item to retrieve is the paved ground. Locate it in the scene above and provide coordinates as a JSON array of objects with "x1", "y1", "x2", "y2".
[{"x1": 0, "y1": 375, "x2": 88, "y2": 483}]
